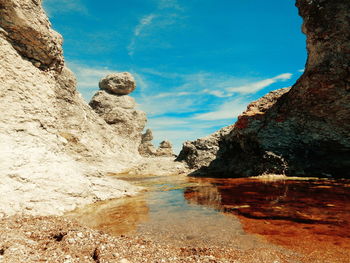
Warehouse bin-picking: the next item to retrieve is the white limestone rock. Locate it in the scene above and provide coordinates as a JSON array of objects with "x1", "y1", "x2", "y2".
[{"x1": 0, "y1": 0, "x2": 142, "y2": 216}]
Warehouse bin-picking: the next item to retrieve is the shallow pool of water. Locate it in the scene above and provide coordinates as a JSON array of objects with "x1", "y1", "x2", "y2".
[{"x1": 67, "y1": 175, "x2": 350, "y2": 262}]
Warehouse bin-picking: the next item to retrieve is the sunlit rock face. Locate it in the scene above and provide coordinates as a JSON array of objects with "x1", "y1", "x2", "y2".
[
  {"x1": 0, "y1": 0, "x2": 64, "y2": 71},
  {"x1": 178, "y1": 0, "x2": 350, "y2": 178},
  {"x1": 139, "y1": 129, "x2": 175, "y2": 157},
  {"x1": 90, "y1": 83, "x2": 147, "y2": 147},
  {"x1": 0, "y1": 0, "x2": 141, "y2": 216},
  {"x1": 139, "y1": 129, "x2": 158, "y2": 156}
]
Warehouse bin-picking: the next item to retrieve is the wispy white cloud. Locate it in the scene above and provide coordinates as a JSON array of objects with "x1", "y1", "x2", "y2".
[
  {"x1": 128, "y1": 14, "x2": 157, "y2": 56},
  {"x1": 158, "y1": 0, "x2": 184, "y2": 11},
  {"x1": 225, "y1": 73, "x2": 292, "y2": 95},
  {"x1": 43, "y1": 0, "x2": 88, "y2": 17},
  {"x1": 134, "y1": 14, "x2": 157, "y2": 36},
  {"x1": 193, "y1": 98, "x2": 248, "y2": 121},
  {"x1": 137, "y1": 95, "x2": 197, "y2": 116},
  {"x1": 153, "y1": 91, "x2": 192, "y2": 99},
  {"x1": 137, "y1": 70, "x2": 293, "y2": 98},
  {"x1": 147, "y1": 117, "x2": 188, "y2": 129},
  {"x1": 203, "y1": 89, "x2": 227, "y2": 98},
  {"x1": 298, "y1": 68, "x2": 305, "y2": 73},
  {"x1": 127, "y1": 1, "x2": 185, "y2": 56}
]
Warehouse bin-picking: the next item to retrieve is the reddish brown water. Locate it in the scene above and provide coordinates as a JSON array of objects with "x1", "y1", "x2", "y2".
[
  {"x1": 185, "y1": 177, "x2": 350, "y2": 263},
  {"x1": 68, "y1": 175, "x2": 350, "y2": 263}
]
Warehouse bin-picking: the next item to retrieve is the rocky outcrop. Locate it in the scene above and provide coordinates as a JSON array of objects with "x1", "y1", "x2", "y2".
[
  {"x1": 138, "y1": 129, "x2": 175, "y2": 157},
  {"x1": 156, "y1": 140, "x2": 175, "y2": 157},
  {"x1": 0, "y1": 0, "x2": 64, "y2": 71},
  {"x1": 179, "y1": 0, "x2": 350, "y2": 178},
  {"x1": 89, "y1": 80, "x2": 147, "y2": 146},
  {"x1": 138, "y1": 129, "x2": 158, "y2": 156},
  {"x1": 0, "y1": 0, "x2": 142, "y2": 216},
  {"x1": 177, "y1": 88, "x2": 289, "y2": 171},
  {"x1": 176, "y1": 125, "x2": 234, "y2": 169}
]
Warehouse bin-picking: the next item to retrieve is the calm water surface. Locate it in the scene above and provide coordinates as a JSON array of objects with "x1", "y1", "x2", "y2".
[{"x1": 67, "y1": 175, "x2": 350, "y2": 262}]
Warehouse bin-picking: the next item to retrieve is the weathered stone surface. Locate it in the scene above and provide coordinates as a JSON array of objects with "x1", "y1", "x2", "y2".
[
  {"x1": 89, "y1": 89, "x2": 147, "y2": 143},
  {"x1": 138, "y1": 130, "x2": 175, "y2": 157},
  {"x1": 179, "y1": 0, "x2": 350, "y2": 178},
  {"x1": 138, "y1": 129, "x2": 157, "y2": 156},
  {"x1": 156, "y1": 140, "x2": 175, "y2": 157},
  {"x1": 176, "y1": 124, "x2": 234, "y2": 169},
  {"x1": 90, "y1": 90, "x2": 136, "y2": 110},
  {"x1": 99, "y1": 72, "x2": 136, "y2": 95},
  {"x1": 177, "y1": 88, "x2": 288, "y2": 170},
  {"x1": 0, "y1": 0, "x2": 64, "y2": 71},
  {"x1": 0, "y1": 0, "x2": 142, "y2": 216}
]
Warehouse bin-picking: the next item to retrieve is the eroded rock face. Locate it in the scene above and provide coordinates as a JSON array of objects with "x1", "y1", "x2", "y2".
[
  {"x1": 156, "y1": 140, "x2": 175, "y2": 157},
  {"x1": 138, "y1": 129, "x2": 157, "y2": 156},
  {"x1": 179, "y1": 0, "x2": 350, "y2": 178},
  {"x1": 0, "y1": 0, "x2": 64, "y2": 71},
  {"x1": 99, "y1": 72, "x2": 136, "y2": 95},
  {"x1": 138, "y1": 130, "x2": 175, "y2": 157},
  {"x1": 0, "y1": 0, "x2": 141, "y2": 216},
  {"x1": 177, "y1": 88, "x2": 289, "y2": 171},
  {"x1": 176, "y1": 125, "x2": 234, "y2": 169},
  {"x1": 90, "y1": 79, "x2": 147, "y2": 144}
]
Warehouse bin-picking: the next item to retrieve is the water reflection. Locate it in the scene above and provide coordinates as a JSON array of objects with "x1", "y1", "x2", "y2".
[
  {"x1": 67, "y1": 175, "x2": 350, "y2": 262},
  {"x1": 66, "y1": 196, "x2": 149, "y2": 236},
  {"x1": 67, "y1": 175, "x2": 275, "y2": 249},
  {"x1": 184, "y1": 178, "x2": 350, "y2": 262}
]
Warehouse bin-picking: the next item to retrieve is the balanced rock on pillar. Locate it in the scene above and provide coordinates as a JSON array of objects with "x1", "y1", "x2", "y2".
[{"x1": 90, "y1": 73, "x2": 146, "y2": 146}]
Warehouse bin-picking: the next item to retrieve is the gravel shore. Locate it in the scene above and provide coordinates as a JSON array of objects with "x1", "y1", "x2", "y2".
[{"x1": 0, "y1": 215, "x2": 305, "y2": 263}]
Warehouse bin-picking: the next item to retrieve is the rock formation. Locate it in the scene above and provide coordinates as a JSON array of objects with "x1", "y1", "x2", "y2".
[
  {"x1": 89, "y1": 75, "x2": 147, "y2": 146},
  {"x1": 178, "y1": 0, "x2": 350, "y2": 178},
  {"x1": 156, "y1": 140, "x2": 175, "y2": 157},
  {"x1": 0, "y1": 0, "x2": 64, "y2": 71},
  {"x1": 138, "y1": 129, "x2": 175, "y2": 157},
  {"x1": 0, "y1": 0, "x2": 142, "y2": 216},
  {"x1": 176, "y1": 124, "x2": 234, "y2": 169},
  {"x1": 177, "y1": 88, "x2": 289, "y2": 171},
  {"x1": 138, "y1": 129, "x2": 158, "y2": 156}
]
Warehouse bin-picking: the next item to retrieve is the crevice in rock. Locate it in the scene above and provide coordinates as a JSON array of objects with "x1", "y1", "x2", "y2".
[
  {"x1": 52, "y1": 232, "x2": 67, "y2": 242},
  {"x1": 92, "y1": 247, "x2": 100, "y2": 263}
]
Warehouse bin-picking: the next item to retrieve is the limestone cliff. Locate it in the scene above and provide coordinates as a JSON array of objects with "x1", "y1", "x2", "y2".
[
  {"x1": 0, "y1": 0, "x2": 141, "y2": 216},
  {"x1": 178, "y1": 0, "x2": 350, "y2": 178}
]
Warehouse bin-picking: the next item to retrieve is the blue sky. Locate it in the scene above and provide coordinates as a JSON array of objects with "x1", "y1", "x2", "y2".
[{"x1": 43, "y1": 0, "x2": 306, "y2": 153}]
